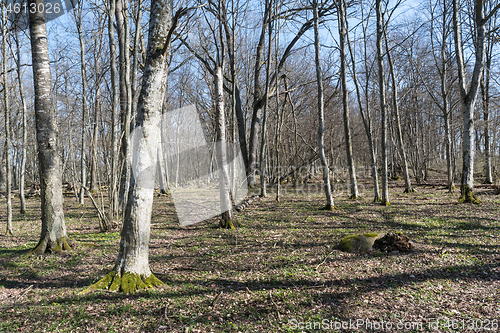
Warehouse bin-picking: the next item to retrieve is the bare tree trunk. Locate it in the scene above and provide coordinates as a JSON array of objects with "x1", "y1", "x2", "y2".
[
  {"x1": 452, "y1": 0, "x2": 493, "y2": 203},
  {"x1": 384, "y1": 28, "x2": 413, "y2": 193},
  {"x1": 215, "y1": 66, "x2": 234, "y2": 229},
  {"x1": 376, "y1": 0, "x2": 389, "y2": 206},
  {"x1": 117, "y1": 0, "x2": 133, "y2": 212},
  {"x1": 2, "y1": 4, "x2": 12, "y2": 235},
  {"x1": 86, "y1": 0, "x2": 173, "y2": 293},
  {"x1": 90, "y1": 73, "x2": 101, "y2": 192},
  {"x1": 72, "y1": 0, "x2": 89, "y2": 204},
  {"x1": 313, "y1": 0, "x2": 334, "y2": 210},
  {"x1": 28, "y1": 0, "x2": 72, "y2": 253},
  {"x1": 338, "y1": 0, "x2": 359, "y2": 199},
  {"x1": 260, "y1": 0, "x2": 273, "y2": 198},
  {"x1": 345, "y1": 2, "x2": 380, "y2": 202},
  {"x1": 13, "y1": 31, "x2": 28, "y2": 214},
  {"x1": 248, "y1": 1, "x2": 271, "y2": 189},
  {"x1": 108, "y1": 0, "x2": 120, "y2": 224},
  {"x1": 482, "y1": 10, "x2": 495, "y2": 184}
]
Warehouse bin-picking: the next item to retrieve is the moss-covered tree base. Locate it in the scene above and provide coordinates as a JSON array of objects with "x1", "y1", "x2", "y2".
[
  {"x1": 459, "y1": 185, "x2": 481, "y2": 204},
  {"x1": 403, "y1": 188, "x2": 416, "y2": 193},
  {"x1": 82, "y1": 271, "x2": 164, "y2": 294},
  {"x1": 320, "y1": 204, "x2": 336, "y2": 211},
  {"x1": 30, "y1": 236, "x2": 73, "y2": 255},
  {"x1": 219, "y1": 219, "x2": 235, "y2": 229},
  {"x1": 348, "y1": 195, "x2": 360, "y2": 200},
  {"x1": 373, "y1": 197, "x2": 382, "y2": 203},
  {"x1": 381, "y1": 201, "x2": 391, "y2": 206}
]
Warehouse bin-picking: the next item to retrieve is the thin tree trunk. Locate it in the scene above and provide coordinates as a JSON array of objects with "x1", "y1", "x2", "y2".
[
  {"x1": 13, "y1": 31, "x2": 28, "y2": 214},
  {"x1": 73, "y1": 0, "x2": 89, "y2": 204},
  {"x1": 117, "y1": 0, "x2": 133, "y2": 212},
  {"x1": 383, "y1": 28, "x2": 413, "y2": 193},
  {"x1": 28, "y1": 0, "x2": 72, "y2": 253},
  {"x1": 108, "y1": 0, "x2": 120, "y2": 224},
  {"x1": 376, "y1": 0, "x2": 390, "y2": 205},
  {"x1": 2, "y1": 4, "x2": 13, "y2": 235},
  {"x1": 260, "y1": 0, "x2": 273, "y2": 198},
  {"x1": 313, "y1": 0, "x2": 334, "y2": 210},
  {"x1": 338, "y1": 0, "x2": 359, "y2": 199},
  {"x1": 345, "y1": 2, "x2": 380, "y2": 202}
]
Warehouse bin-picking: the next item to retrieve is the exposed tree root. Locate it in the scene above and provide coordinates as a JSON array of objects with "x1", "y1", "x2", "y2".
[
  {"x1": 30, "y1": 236, "x2": 73, "y2": 255},
  {"x1": 403, "y1": 188, "x2": 416, "y2": 193},
  {"x1": 82, "y1": 271, "x2": 164, "y2": 294},
  {"x1": 348, "y1": 195, "x2": 360, "y2": 200},
  {"x1": 459, "y1": 185, "x2": 481, "y2": 204},
  {"x1": 373, "y1": 197, "x2": 382, "y2": 203}
]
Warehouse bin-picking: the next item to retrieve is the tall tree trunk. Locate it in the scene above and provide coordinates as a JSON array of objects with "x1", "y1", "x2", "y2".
[
  {"x1": 14, "y1": 31, "x2": 28, "y2": 213},
  {"x1": 248, "y1": 2, "x2": 270, "y2": 189},
  {"x1": 90, "y1": 72, "x2": 101, "y2": 192},
  {"x1": 338, "y1": 0, "x2": 359, "y2": 199},
  {"x1": 2, "y1": 4, "x2": 13, "y2": 235},
  {"x1": 216, "y1": 66, "x2": 234, "y2": 229},
  {"x1": 345, "y1": 1, "x2": 380, "y2": 202},
  {"x1": 452, "y1": 0, "x2": 492, "y2": 203},
  {"x1": 260, "y1": 0, "x2": 273, "y2": 198},
  {"x1": 72, "y1": 0, "x2": 89, "y2": 204},
  {"x1": 108, "y1": 0, "x2": 120, "y2": 225},
  {"x1": 87, "y1": 0, "x2": 173, "y2": 293},
  {"x1": 376, "y1": 0, "x2": 390, "y2": 205},
  {"x1": 28, "y1": 0, "x2": 72, "y2": 253},
  {"x1": 117, "y1": 0, "x2": 133, "y2": 212},
  {"x1": 384, "y1": 28, "x2": 413, "y2": 193},
  {"x1": 313, "y1": 0, "x2": 334, "y2": 210}
]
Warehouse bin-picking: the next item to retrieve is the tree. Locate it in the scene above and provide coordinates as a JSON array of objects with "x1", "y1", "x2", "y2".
[
  {"x1": 107, "y1": 0, "x2": 120, "y2": 224},
  {"x1": 85, "y1": 0, "x2": 175, "y2": 293},
  {"x1": 71, "y1": 0, "x2": 90, "y2": 205},
  {"x1": 313, "y1": 0, "x2": 334, "y2": 210},
  {"x1": 452, "y1": 0, "x2": 499, "y2": 203},
  {"x1": 28, "y1": 0, "x2": 72, "y2": 254},
  {"x1": 384, "y1": 23, "x2": 414, "y2": 193},
  {"x1": 376, "y1": 0, "x2": 390, "y2": 205},
  {"x1": 2, "y1": 1, "x2": 13, "y2": 235},
  {"x1": 337, "y1": 0, "x2": 359, "y2": 199},
  {"x1": 346, "y1": 0, "x2": 381, "y2": 202}
]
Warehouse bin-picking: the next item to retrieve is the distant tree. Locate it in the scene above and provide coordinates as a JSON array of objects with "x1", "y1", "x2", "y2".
[
  {"x1": 313, "y1": 0, "x2": 334, "y2": 210},
  {"x1": 2, "y1": 1, "x2": 13, "y2": 235},
  {"x1": 376, "y1": 0, "x2": 390, "y2": 206},
  {"x1": 337, "y1": 0, "x2": 359, "y2": 199}
]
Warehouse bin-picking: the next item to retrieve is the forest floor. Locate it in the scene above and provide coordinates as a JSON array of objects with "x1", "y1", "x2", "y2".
[{"x1": 0, "y1": 175, "x2": 499, "y2": 332}]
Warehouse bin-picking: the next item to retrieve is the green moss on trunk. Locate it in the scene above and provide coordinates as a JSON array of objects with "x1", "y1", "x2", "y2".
[
  {"x1": 82, "y1": 271, "x2": 164, "y2": 294},
  {"x1": 381, "y1": 201, "x2": 391, "y2": 206},
  {"x1": 30, "y1": 236, "x2": 73, "y2": 255},
  {"x1": 219, "y1": 219, "x2": 235, "y2": 229},
  {"x1": 459, "y1": 185, "x2": 481, "y2": 204},
  {"x1": 403, "y1": 188, "x2": 416, "y2": 193},
  {"x1": 320, "y1": 204, "x2": 336, "y2": 211}
]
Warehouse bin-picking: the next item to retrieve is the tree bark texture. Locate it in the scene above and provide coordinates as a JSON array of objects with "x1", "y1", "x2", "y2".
[{"x1": 29, "y1": 0, "x2": 72, "y2": 253}]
